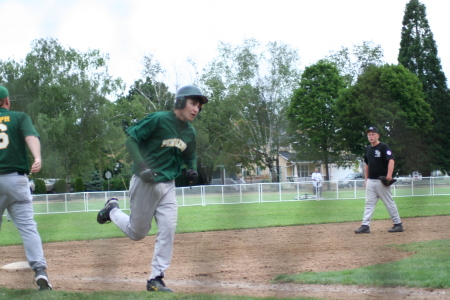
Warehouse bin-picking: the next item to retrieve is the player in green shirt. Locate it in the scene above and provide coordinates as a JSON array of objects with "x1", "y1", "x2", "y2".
[
  {"x1": 0, "y1": 85, "x2": 52, "y2": 290},
  {"x1": 97, "y1": 85, "x2": 208, "y2": 292}
]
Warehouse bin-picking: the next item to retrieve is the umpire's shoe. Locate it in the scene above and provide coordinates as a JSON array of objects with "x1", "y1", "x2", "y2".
[
  {"x1": 147, "y1": 276, "x2": 173, "y2": 292},
  {"x1": 388, "y1": 223, "x2": 404, "y2": 232},
  {"x1": 34, "y1": 268, "x2": 52, "y2": 290},
  {"x1": 354, "y1": 225, "x2": 370, "y2": 234},
  {"x1": 97, "y1": 198, "x2": 119, "y2": 224}
]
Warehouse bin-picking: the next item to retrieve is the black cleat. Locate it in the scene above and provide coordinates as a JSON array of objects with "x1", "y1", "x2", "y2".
[
  {"x1": 97, "y1": 198, "x2": 119, "y2": 224},
  {"x1": 147, "y1": 276, "x2": 173, "y2": 292},
  {"x1": 388, "y1": 223, "x2": 404, "y2": 232},
  {"x1": 354, "y1": 225, "x2": 370, "y2": 234},
  {"x1": 34, "y1": 268, "x2": 52, "y2": 290}
]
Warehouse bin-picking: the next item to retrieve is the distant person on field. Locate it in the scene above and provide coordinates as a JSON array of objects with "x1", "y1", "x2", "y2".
[
  {"x1": 96, "y1": 85, "x2": 207, "y2": 293},
  {"x1": 354, "y1": 126, "x2": 403, "y2": 234},
  {"x1": 0, "y1": 85, "x2": 52, "y2": 290},
  {"x1": 311, "y1": 168, "x2": 323, "y2": 199}
]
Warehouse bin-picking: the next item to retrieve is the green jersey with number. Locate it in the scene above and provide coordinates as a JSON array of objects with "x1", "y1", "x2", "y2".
[
  {"x1": 0, "y1": 108, "x2": 39, "y2": 174},
  {"x1": 126, "y1": 111, "x2": 197, "y2": 182}
]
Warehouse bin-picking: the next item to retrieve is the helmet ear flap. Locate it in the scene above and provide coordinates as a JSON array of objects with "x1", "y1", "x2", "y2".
[{"x1": 174, "y1": 97, "x2": 186, "y2": 109}]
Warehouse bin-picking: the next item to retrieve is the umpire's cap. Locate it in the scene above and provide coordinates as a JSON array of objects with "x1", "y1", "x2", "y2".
[{"x1": 366, "y1": 126, "x2": 380, "y2": 134}]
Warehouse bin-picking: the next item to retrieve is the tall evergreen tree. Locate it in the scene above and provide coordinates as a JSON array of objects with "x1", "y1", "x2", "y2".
[{"x1": 398, "y1": 0, "x2": 450, "y2": 174}]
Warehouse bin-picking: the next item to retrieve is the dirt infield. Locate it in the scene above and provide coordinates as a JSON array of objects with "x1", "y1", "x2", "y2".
[{"x1": 1, "y1": 216, "x2": 450, "y2": 299}]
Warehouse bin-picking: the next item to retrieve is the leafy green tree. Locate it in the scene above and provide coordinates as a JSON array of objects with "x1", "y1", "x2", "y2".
[
  {"x1": 398, "y1": 0, "x2": 450, "y2": 174},
  {"x1": 287, "y1": 60, "x2": 346, "y2": 182},
  {"x1": 326, "y1": 41, "x2": 385, "y2": 86},
  {"x1": 114, "y1": 77, "x2": 174, "y2": 131},
  {"x1": 335, "y1": 64, "x2": 432, "y2": 174},
  {"x1": 200, "y1": 39, "x2": 301, "y2": 182},
  {"x1": 0, "y1": 38, "x2": 125, "y2": 181}
]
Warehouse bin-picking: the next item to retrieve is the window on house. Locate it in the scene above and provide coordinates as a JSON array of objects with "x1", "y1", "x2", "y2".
[{"x1": 298, "y1": 165, "x2": 308, "y2": 177}]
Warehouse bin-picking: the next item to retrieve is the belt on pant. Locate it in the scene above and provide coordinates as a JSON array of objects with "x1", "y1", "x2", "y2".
[{"x1": 0, "y1": 171, "x2": 26, "y2": 176}]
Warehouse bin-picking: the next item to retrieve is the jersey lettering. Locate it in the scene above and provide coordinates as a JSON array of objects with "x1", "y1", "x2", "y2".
[
  {"x1": 0, "y1": 116, "x2": 10, "y2": 123},
  {"x1": 161, "y1": 138, "x2": 187, "y2": 152},
  {"x1": 374, "y1": 150, "x2": 381, "y2": 158},
  {"x1": 0, "y1": 123, "x2": 9, "y2": 149}
]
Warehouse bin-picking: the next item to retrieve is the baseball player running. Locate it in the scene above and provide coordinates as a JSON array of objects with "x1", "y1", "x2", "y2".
[
  {"x1": 97, "y1": 85, "x2": 207, "y2": 292},
  {"x1": 0, "y1": 86, "x2": 52, "y2": 290},
  {"x1": 354, "y1": 126, "x2": 403, "y2": 234}
]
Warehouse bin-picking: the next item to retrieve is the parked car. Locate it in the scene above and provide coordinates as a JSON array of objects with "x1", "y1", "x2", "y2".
[
  {"x1": 29, "y1": 178, "x2": 59, "y2": 193},
  {"x1": 29, "y1": 179, "x2": 34, "y2": 193},
  {"x1": 397, "y1": 175, "x2": 412, "y2": 185},
  {"x1": 412, "y1": 171, "x2": 422, "y2": 181},
  {"x1": 338, "y1": 173, "x2": 365, "y2": 188}
]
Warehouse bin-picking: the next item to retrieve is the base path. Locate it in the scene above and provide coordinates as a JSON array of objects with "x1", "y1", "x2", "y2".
[{"x1": 1, "y1": 216, "x2": 450, "y2": 299}]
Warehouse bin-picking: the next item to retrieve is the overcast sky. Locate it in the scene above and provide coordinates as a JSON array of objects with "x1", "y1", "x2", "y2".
[{"x1": 1, "y1": 0, "x2": 448, "y2": 92}]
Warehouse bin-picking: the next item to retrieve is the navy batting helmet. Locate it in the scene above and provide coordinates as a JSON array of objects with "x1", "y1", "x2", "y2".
[{"x1": 174, "y1": 85, "x2": 208, "y2": 110}]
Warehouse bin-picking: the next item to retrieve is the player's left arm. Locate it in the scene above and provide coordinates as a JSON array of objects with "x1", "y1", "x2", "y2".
[
  {"x1": 183, "y1": 139, "x2": 198, "y2": 183},
  {"x1": 25, "y1": 135, "x2": 41, "y2": 173},
  {"x1": 386, "y1": 159, "x2": 395, "y2": 181}
]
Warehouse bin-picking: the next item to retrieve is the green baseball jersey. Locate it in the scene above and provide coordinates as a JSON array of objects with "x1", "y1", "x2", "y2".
[
  {"x1": 0, "y1": 108, "x2": 40, "y2": 174},
  {"x1": 126, "y1": 111, "x2": 197, "y2": 182}
]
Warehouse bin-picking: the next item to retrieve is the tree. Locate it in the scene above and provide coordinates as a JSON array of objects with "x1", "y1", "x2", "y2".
[
  {"x1": 114, "y1": 77, "x2": 174, "y2": 131},
  {"x1": 0, "y1": 38, "x2": 124, "y2": 181},
  {"x1": 200, "y1": 39, "x2": 301, "y2": 182},
  {"x1": 326, "y1": 41, "x2": 385, "y2": 86},
  {"x1": 84, "y1": 171, "x2": 103, "y2": 191},
  {"x1": 335, "y1": 64, "x2": 432, "y2": 174},
  {"x1": 398, "y1": 0, "x2": 450, "y2": 174},
  {"x1": 287, "y1": 60, "x2": 347, "y2": 183}
]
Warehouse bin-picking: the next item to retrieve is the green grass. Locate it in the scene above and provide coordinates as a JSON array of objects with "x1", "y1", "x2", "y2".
[
  {"x1": 275, "y1": 239, "x2": 450, "y2": 289},
  {"x1": 0, "y1": 288, "x2": 321, "y2": 300},
  {"x1": 1, "y1": 195, "x2": 450, "y2": 299},
  {"x1": 2, "y1": 195, "x2": 450, "y2": 245}
]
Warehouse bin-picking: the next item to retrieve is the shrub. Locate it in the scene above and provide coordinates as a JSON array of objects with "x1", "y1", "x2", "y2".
[
  {"x1": 85, "y1": 171, "x2": 103, "y2": 191},
  {"x1": 34, "y1": 179, "x2": 46, "y2": 194},
  {"x1": 103, "y1": 177, "x2": 130, "y2": 191},
  {"x1": 54, "y1": 179, "x2": 66, "y2": 193},
  {"x1": 73, "y1": 177, "x2": 85, "y2": 192}
]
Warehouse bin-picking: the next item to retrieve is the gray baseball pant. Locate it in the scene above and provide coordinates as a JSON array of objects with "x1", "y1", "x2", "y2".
[
  {"x1": 362, "y1": 179, "x2": 401, "y2": 226},
  {"x1": 0, "y1": 172, "x2": 48, "y2": 270},
  {"x1": 110, "y1": 175, "x2": 177, "y2": 280}
]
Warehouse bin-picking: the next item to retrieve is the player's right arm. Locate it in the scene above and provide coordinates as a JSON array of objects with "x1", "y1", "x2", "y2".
[
  {"x1": 125, "y1": 136, "x2": 157, "y2": 182},
  {"x1": 125, "y1": 136, "x2": 145, "y2": 165}
]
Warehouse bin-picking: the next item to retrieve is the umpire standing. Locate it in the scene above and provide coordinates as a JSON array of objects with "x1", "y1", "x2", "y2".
[
  {"x1": 354, "y1": 126, "x2": 404, "y2": 234},
  {"x1": 0, "y1": 86, "x2": 52, "y2": 289}
]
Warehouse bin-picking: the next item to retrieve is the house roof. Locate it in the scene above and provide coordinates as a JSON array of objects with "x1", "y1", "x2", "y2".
[{"x1": 280, "y1": 151, "x2": 301, "y2": 162}]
